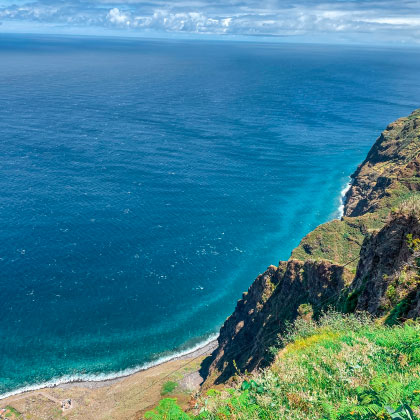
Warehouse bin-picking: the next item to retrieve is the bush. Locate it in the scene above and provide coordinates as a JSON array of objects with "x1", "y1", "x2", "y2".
[
  {"x1": 145, "y1": 398, "x2": 191, "y2": 419},
  {"x1": 397, "y1": 195, "x2": 420, "y2": 218},
  {"x1": 160, "y1": 381, "x2": 178, "y2": 395},
  {"x1": 147, "y1": 313, "x2": 420, "y2": 420}
]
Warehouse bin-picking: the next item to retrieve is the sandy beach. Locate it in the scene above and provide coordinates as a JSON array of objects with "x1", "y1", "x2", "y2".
[{"x1": 0, "y1": 340, "x2": 217, "y2": 420}]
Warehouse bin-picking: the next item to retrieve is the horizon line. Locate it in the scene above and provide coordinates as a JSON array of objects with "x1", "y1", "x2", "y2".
[{"x1": 1, "y1": 30, "x2": 420, "y2": 49}]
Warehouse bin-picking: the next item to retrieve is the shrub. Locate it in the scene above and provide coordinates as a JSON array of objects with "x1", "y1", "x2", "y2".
[
  {"x1": 145, "y1": 398, "x2": 192, "y2": 420},
  {"x1": 386, "y1": 284, "x2": 398, "y2": 303},
  {"x1": 147, "y1": 313, "x2": 420, "y2": 420},
  {"x1": 297, "y1": 303, "x2": 314, "y2": 321},
  {"x1": 160, "y1": 381, "x2": 178, "y2": 395},
  {"x1": 397, "y1": 195, "x2": 420, "y2": 218}
]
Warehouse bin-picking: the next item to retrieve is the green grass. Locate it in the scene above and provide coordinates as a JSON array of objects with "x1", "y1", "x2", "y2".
[
  {"x1": 161, "y1": 380, "x2": 178, "y2": 396},
  {"x1": 145, "y1": 398, "x2": 191, "y2": 420},
  {"x1": 290, "y1": 189, "x2": 413, "y2": 271},
  {"x1": 291, "y1": 175, "x2": 420, "y2": 274},
  {"x1": 4, "y1": 406, "x2": 23, "y2": 418},
  {"x1": 146, "y1": 313, "x2": 420, "y2": 420},
  {"x1": 144, "y1": 112, "x2": 420, "y2": 420},
  {"x1": 291, "y1": 218, "x2": 366, "y2": 270}
]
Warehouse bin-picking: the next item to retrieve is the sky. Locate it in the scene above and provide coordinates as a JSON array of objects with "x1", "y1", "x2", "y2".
[{"x1": 0, "y1": 0, "x2": 420, "y2": 44}]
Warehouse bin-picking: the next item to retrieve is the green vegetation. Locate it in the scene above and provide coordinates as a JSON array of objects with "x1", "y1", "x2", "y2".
[
  {"x1": 291, "y1": 218, "x2": 366, "y2": 270},
  {"x1": 145, "y1": 112, "x2": 420, "y2": 419},
  {"x1": 292, "y1": 188, "x2": 419, "y2": 268},
  {"x1": 145, "y1": 398, "x2": 191, "y2": 419},
  {"x1": 292, "y1": 109, "x2": 420, "y2": 270},
  {"x1": 385, "y1": 297, "x2": 416, "y2": 327},
  {"x1": 297, "y1": 303, "x2": 314, "y2": 320},
  {"x1": 407, "y1": 233, "x2": 420, "y2": 253},
  {"x1": 146, "y1": 313, "x2": 420, "y2": 420},
  {"x1": 161, "y1": 380, "x2": 178, "y2": 395},
  {"x1": 3, "y1": 405, "x2": 23, "y2": 419}
]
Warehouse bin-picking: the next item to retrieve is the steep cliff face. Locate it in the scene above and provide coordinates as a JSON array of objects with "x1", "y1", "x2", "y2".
[
  {"x1": 344, "y1": 109, "x2": 420, "y2": 217},
  {"x1": 203, "y1": 109, "x2": 420, "y2": 387},
  {"x1": 347, "y1": 211, "x2": 420, "y2": 321},
  {"x1": 204, "y1": 260, "x2": 352, "y2": 384}
]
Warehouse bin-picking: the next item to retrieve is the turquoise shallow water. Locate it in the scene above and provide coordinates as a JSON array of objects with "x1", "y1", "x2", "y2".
[{"x1": 0, "y1": 35, "x2": 420, "y2": 395}]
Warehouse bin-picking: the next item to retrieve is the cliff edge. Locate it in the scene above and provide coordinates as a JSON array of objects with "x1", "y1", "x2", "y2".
[{"x1": 202, "y1": 109, "x2": 420, "y2": 386}]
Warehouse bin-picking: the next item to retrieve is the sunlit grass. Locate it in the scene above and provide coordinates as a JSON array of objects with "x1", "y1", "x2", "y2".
[{"x1": 146, "y1": 312, "x2": 420, "y2": 420}]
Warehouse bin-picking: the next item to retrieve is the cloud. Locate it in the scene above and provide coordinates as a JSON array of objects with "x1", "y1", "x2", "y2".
[
  {"x1": 104, "y1": 8, "x2": 233, "y2": 33},
  {"x1": 107, "y1": 7, "x2": 130, "y2": 25},
  {"x1": 0, "y1": 0, "x2": 419, "y2": 43}
]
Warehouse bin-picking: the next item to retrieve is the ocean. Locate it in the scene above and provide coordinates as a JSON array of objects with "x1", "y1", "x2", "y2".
[{"x1": 0, "y1": 34, "x2": 419, "y2": 396}]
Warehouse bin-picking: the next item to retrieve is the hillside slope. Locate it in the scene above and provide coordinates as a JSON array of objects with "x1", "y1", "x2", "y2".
[
  {"x1": 146, "y1": 313, "x2": 420, "y2": 420},
  {"x1": 202, "y1": 109, "x2": 420, "y2": 386}
]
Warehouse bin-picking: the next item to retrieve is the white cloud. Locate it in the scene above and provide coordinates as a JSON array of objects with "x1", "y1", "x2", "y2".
[
  {"x1": 132, "y1": 10, "x2": 232, "y2": 33},
  {"x1": 0, "y1": 0, "x2": 419, "y2": 43},
  {"x1": 360, "y1": 17, "x2": 420, "y2": 26},
  {"x1": 107, "y1": 7, "x2": 130, "y2": 25}
]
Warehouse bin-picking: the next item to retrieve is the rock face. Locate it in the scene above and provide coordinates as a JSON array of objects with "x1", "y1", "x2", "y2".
[
  {"x1": 202, "y1": 109, "x2": 420, "y2": 386},
  {"x1": 347, "y1": 212, "x2": 420, "y2": 320},
  {"x1": 344, "y1": 109, "x2": 420, "y2": 217},
  {"x1": 204, "y1": 261, "x2": 352, "y2": 384}
]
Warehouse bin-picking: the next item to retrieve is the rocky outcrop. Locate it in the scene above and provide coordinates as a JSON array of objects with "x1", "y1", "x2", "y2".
[
  {"x1": 344, "y1": 109, "x2": 420, "y2": 217},
  {"x1": 346, "y1": 211, "x2": 420, "y2": 321},
  {"x1": 202, "y1": 109, "x2": 420, "y2": 387},
  {"x1": 203, "y1": 259, "x2": 353, "y2": 385}
]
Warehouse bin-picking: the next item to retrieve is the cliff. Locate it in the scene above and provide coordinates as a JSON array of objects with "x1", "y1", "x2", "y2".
[
  {"x1": 344, "y1": 109, "x2": 420, "y2": 217},
  {"x1": 202, "y1": 109, "x2": 420, "y2": 386}
]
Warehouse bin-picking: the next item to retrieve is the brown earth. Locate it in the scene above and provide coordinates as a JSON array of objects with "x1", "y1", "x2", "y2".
[{"x1": 0, "y1": 341, "x2": 217, "y2": 420}]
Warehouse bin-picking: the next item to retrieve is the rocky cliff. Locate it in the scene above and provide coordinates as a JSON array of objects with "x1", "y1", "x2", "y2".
[
  {"x1": 346, "y1": 209, "x2": 420, "y2": 321},
  {"x1": 202, "y1": 109, "x2": 420, "y2": 386},
  {"x1": 344, "y1": 109, "x2": 420, "y2": 217}
]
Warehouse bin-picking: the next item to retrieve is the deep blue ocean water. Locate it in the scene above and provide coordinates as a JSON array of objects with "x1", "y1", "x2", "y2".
[{"x1": 0, "y1": 34, "x2": 420, "y2": 395}]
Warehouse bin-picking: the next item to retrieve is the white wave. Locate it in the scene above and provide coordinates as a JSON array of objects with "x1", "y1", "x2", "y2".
[
  {"x1": 337, "y1": 178, "x2": 352, "y2": 219},
  {"x1": 0, "y1": 333, "x2": 219, "y2": 400}
]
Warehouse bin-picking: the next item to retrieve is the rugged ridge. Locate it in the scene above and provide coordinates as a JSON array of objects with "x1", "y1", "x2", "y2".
[
  {"x1": 345, "y1": 109, "x2": 420, "y2": 217},
  {"x1": 347, "y1": 210, "x2": 420, "y2": 320},
  {"x1": 202, "y1": 109, "x2": 420, "y2": 386},
  {"x1": 203, "y1": 260, "x2": 352, "y2": 384}
]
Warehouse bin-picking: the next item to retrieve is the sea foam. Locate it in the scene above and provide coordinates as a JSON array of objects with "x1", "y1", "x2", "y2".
[
  {"x1": 337, "y1": 179, "x2": 352, "y2": 219},
  {"x1": 0, "y1": 333, "x2": 218, "y2": 400}
]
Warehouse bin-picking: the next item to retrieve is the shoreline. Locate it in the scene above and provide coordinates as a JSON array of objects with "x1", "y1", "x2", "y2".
[
  {"x1": 0, "y1": 336, "x2": 218, "y2": 401},
  {"x1": 337, "y1": 178, "x2": 352, "y2": 218},
  {"x1": 1, "y1": 178, "x2": 349, "y2": 402},
  {"x1": 58, "y1": 338, "x2": 218, "y2": 390},
  {"x1": 0, "y1": 176, "x2": 351, "y2": 404}
]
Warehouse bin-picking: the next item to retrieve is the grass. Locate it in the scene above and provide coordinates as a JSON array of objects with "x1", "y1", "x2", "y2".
[
  {"x1": 291, "y1": 218, "x2": 366, "y2": 270},
  {"x1": 144, "y1": 112, "x2": 420, "y2": 419},
  {"x1": 161, "y1": 381, "x2": 178, "y2": 396},
  {"x1": 291, "y1": 188, "x2": 419, "y2": 271},
  {"x1": 145, "y1": 312, "x2": 420, "y2": 420},
  {"x1": 3, "y1": 406, "x2": 23, "y2": 419}
]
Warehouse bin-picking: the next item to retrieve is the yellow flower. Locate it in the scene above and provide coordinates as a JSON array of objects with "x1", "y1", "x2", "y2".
[
  {"x1": 414, "y1": 390, "x2": 420, "y2": 394},
  {"x1": 350, "y1": 411, "x2": 356, "y2": 415}
]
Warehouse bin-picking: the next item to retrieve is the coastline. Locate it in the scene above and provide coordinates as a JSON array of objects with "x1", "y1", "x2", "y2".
[
  {"x1": 58, "y1": 338, "x2": 218, "y2": 390},
  {"x1": 0, "y1": 338, "x2": 218, "y2": 419},
  {"x1": 0, "y1": 335, "x2": 218, "y2": 401},
  {"x1": 0, "y1": 171, "x2": 354, "y2": 417},
  {"x1": 0, "y1": 177, "x2": 349, "y2": 404},
  {"x1": 337, "y1": 177, "x2": 352, "y2": 219}
]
